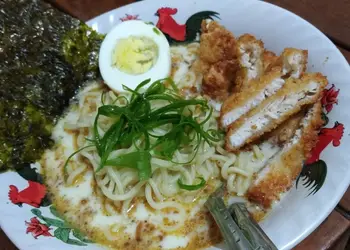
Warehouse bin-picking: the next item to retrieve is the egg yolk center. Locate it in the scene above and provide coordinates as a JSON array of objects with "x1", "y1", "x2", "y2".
[{"x1": 112, "y1": 36, "x2": 158, "y2": 75}]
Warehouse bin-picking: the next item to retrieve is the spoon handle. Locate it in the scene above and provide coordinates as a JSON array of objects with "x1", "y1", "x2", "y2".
[
  {"x1": 205, "y1": 195, "x2": 253, "y2": 250},
  {"x1": 229, "y1": 203, "x2": 278, "y2": 250}
]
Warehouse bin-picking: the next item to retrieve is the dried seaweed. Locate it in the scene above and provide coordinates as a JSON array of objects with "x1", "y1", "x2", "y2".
[{"x1": 0, "y1": 0, "x2": 104, "y2": 171}]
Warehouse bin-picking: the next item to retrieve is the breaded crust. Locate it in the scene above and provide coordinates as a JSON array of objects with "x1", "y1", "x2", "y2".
[
  {"x1": 301, "y1": 102, "x2": 324, "y2": 158},
  {"x1": 263, "y1": 50, "x2": 278, "y2": 72},
  {"x1": 199, "y1": 20, "x2": 239, "y2": 101},
  {"x1": 247, "y1": 143, "x2": 305, "y2": 209},
  {"x1": 234, "y1": 34, "x2": 264, "y2": 91},
  {"x1": 202, "y1": 60, "x2": 239, "y2": 101},
  {"x1": 225, "y1": 73, "x2": 327, "y2": 152},
  {"x1": 200, "y1": 21, "x2": 238, "y2": 63},
  {"x1": 246, "y1": 101, "x2": 323, "y2": 208},
  {"x1": 266, "y1": 48, "x2": 308, "y2": 78},
  {"x1": 237, "y1": 33, "x2": 263, "y2": 45}
]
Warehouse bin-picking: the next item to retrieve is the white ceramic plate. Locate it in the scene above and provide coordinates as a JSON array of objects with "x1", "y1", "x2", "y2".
[{"x1": 1, "y1": 0, "x2": 350, "y2": 249}]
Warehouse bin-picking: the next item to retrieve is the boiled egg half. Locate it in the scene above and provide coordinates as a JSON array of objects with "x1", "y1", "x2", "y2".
[{"x1": 99, "y1": 20, "x2": 171, "y2": 92}]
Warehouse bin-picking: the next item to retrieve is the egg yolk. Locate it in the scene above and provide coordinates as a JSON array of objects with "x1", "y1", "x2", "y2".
[{"x1": 112, "y1": 36, "x2": 158, "y2": 75}]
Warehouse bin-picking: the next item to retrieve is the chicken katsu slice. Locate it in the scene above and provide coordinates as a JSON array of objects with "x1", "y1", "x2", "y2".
[
  {"x1": 263, "y1": 50, "x2": 278, "y2": 72},
  {"x1": 225, "y1": 73, "x2": 327, "y2": 152},
  {"x1": 241, "y1": 110, "x2": 306, "y2": 153},
  {"x1": 234, "y1": 34, "x2": 264, "y2": 91},
  {"x1": 221, "y1": 67, "x2": 284, "y2": 129},
  {"x1": 220, "y1": 48, "x2": 309, "y2": 130},
  {"x1": 266, "y1": 48, "x2": 308, "y2": 78},
  {"x1": 199, "y1": 20, "x2": 239, "y2": 101},
  {"x1": 246, "y1": 102, "x2": 323, "y2": 208}
]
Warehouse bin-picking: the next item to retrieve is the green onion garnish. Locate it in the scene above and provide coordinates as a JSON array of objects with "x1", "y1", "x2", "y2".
[
  {"x1": 178, "y1": 177, "x2": 206, "y2": 190},
  {"x1": 105, "y1": 151, "x2": 151, "y2": 181},
  {"x1": 64, "y1": 78, "x2": 220, "y2": 183}
]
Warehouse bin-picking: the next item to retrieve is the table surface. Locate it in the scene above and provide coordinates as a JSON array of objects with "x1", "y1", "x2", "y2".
[{"x1": 1, "y1": 0, "x2": 350, "y2": 249}]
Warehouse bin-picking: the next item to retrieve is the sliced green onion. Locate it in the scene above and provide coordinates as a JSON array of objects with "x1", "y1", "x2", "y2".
[
  {"x1": 112, "y1": 95, "x2": 129, "y2": 105},
  {"x1": 105, "y1": 151, "x2": 151, "y2": 181},
  {"x1": 166, "y1": 78, "x2": 179, "y2": 93},
  {"x1": 100, "y1": 91, "x2": 107, "y2": 105},
  {"x1": 63, "y1": 145, "x2": 95, "y2": 180},
  {"x1": 93, "y1": 113, "x2": 103, "y2": 156},
  {"x1": 178, "y1": 177, "x2": 206, "y2": 191},
  {"x1": 144, "y1": 78, "x2": 167, "y2": 96},
  {"x1": 97, "y1": 116, "x2": 126, "y2": 171},
  {"x1": 149, "y1": 99, "x2": 207, "y2": 118},
  {"x1": 134, "y1": 78, "x2": 151, "y2": 94}
]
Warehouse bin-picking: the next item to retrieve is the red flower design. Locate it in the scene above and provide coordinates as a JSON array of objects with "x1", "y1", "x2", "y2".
[
  {"x1": 25, "y1": 217, "x2": 52, "y2": 239},
  {"x1": 156, "y1": 7, "x2": 186, "y2": 41},
  {"x1": 306, "y1": 122, "x2": 344, "y2": 164},
  {"x1": 120, "y1": 14, "x2": 140, "y2": 22},
  {"x1": 321, "y1": 84, "x2": 339, "y2": 113},
  {"x1": 8, "y1": 181, "x2": 46, "y2": 208}
]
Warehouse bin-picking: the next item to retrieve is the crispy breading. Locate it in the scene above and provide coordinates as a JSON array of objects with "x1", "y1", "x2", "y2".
[
  {"x1": 225, "y1": 73, "x2": 327, "y2": 152},
  {"x1": 301, "y1": 103, "x2": 324, "y2": 158},
  {"x1": 202, "y1": 60, "x2": 239, "y2": 100},
  {"x1": 200, "y1": 21, "x2": 238, "y2": 63},
  {"x1": 247, "y1": 146, "x2": 304, "y2": 209},
  {"x1": 266, "y1": 48, "x2": 308, "y2": 78},
  {"x1": 199, "y1": 20, "x2": 239, "y2": 101},
  {"x1": 234, "y1": 34, "x2": 264, "y2": 91},
  {"x1": 246, "y1": 102, "x2": 323, "y2": 208},
  {"x1": 263, "y1": 50, "x2": 278, "y2": 72}
]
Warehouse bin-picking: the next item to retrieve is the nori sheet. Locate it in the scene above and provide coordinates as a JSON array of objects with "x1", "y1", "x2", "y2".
[{"x1": 0, "y1": 0, "x2": 104, "y2": 171}]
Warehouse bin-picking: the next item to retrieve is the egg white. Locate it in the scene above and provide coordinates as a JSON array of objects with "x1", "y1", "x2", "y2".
[{"x1": 99, "y1": 20, "x2": 171, "y2": 92}]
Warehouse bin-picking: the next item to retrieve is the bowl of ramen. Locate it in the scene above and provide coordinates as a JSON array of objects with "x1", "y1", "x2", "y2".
[{"x1": 0, "y1": 0, "x2": 349, "y2": 249}]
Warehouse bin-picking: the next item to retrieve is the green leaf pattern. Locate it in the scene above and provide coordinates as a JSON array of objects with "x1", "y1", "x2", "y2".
[
  {"x1": 67, "y1": 238, "x2": 89, "y2": 246},
  {"x1": 31, "y1": 207, "x2": 91, "y2": 246},
  {"x1": 54, "y1": 228, "x2": 70, "y2": 243},
  {"x1": 73, "y1": 229, "x2": 94, "y2": 243},
  {"x1": 49, "y1": 206, "x2": 61, "y2": 218},
  {"x1": 31, "y1": 208, "x2": 68, "y2": 228}
]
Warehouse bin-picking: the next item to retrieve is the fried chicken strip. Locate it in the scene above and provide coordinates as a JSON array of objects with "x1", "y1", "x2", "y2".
[
  {"x1": 221, "y1": 67, "x2": 283, "y2": 129},
  {"x1": 246, "y1": 102, "x2": 323, "y2": 208},
  {"x1": 234, "y1": 34, "x2": 264, "y2": 91},
  {"x1": 221, "y1": 48, "x2": 309, "y2": 129},
  {"x1": 199, "y1": 20, "x2": 238, "y2": 102},
  {"x1": 225, "y1": 73, "x2": 327, "y2": 152}
]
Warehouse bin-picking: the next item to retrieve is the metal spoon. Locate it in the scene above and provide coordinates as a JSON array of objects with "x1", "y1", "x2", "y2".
[{"x1": 205, "y1": 186, "x2": 278, "y2": 250}]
